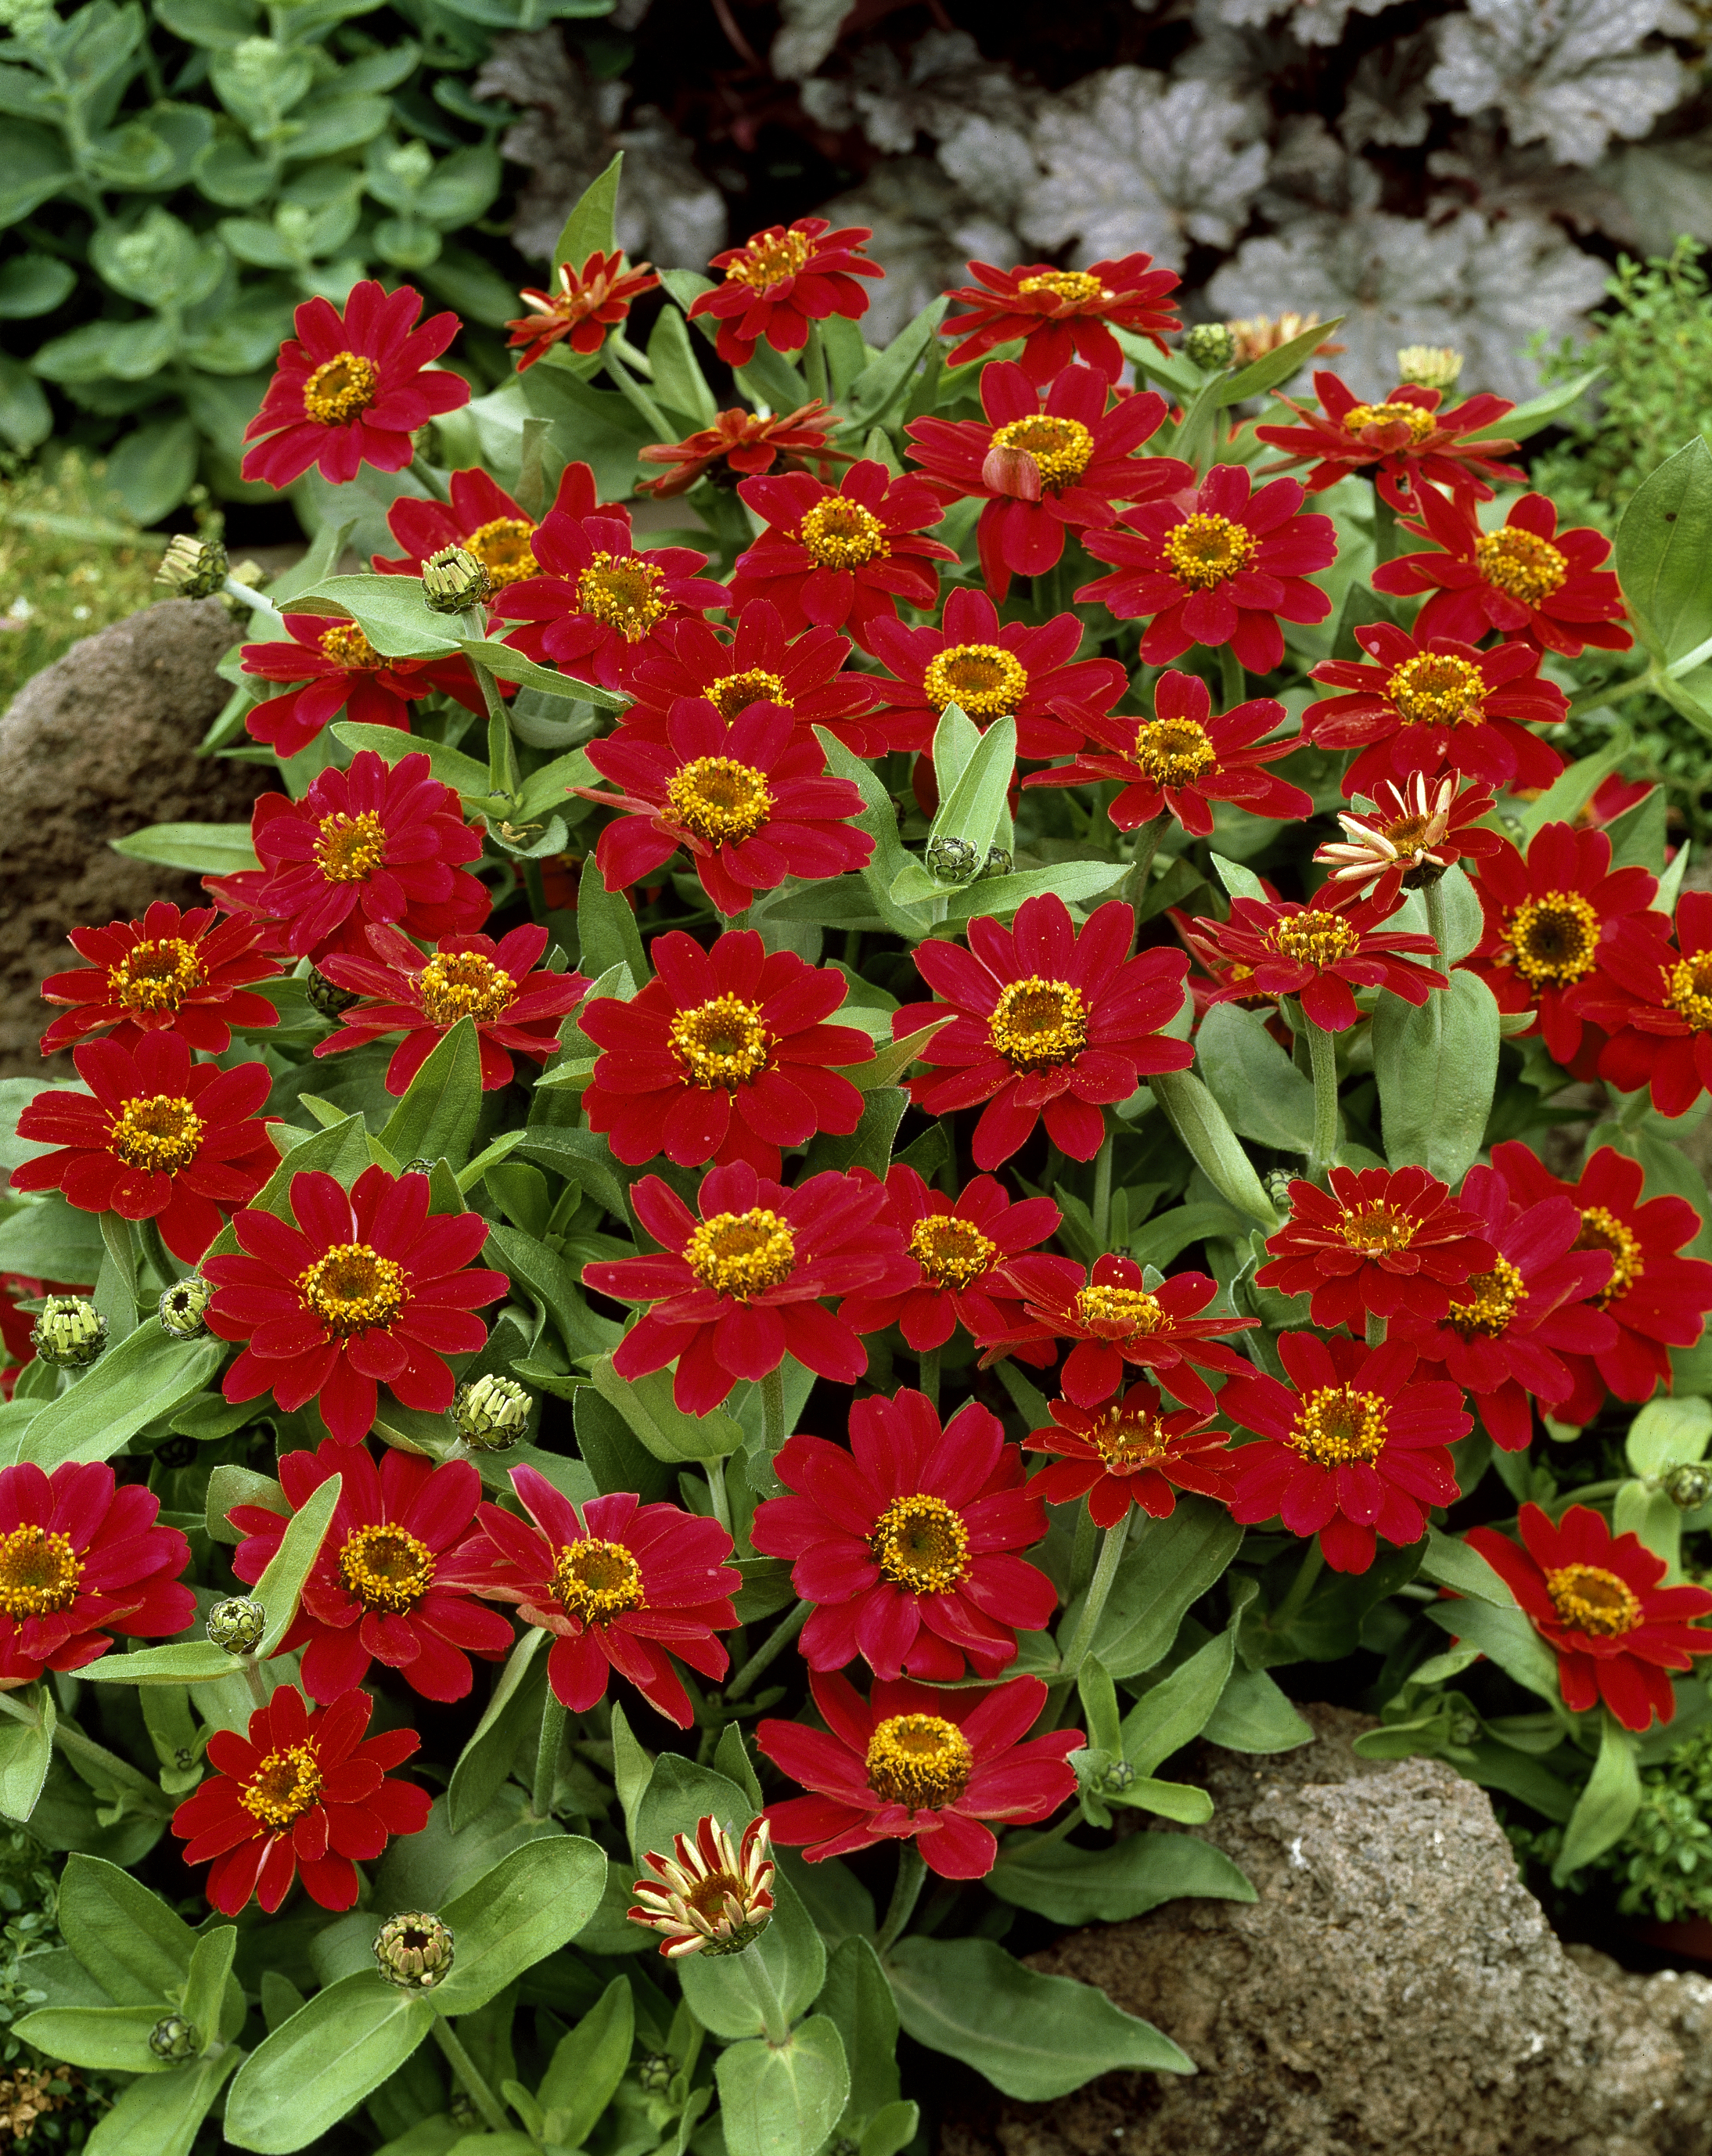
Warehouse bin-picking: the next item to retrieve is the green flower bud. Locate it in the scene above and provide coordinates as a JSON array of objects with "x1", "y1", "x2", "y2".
[
  {"x1": 156, "y1": 533, "x2": 230, "y2": 601},
  {"x1": 374, "y1": 1913, "x2": 454, "y2": 1990},
  {"x1": 306, "y1": 967, "x2": 359, "y2": 1020},
  {"x1": 452, "y1": 1373, "x2": 532, "y2": 1450},
  {"x1": 149, "y1": 2015, "x2": 198, "y2": 2061},
  {"x1": 1184, "y1": 322, "x2": 1236, "y2": 369},
  {"x1": 1097, "y1": 1759, "x2": 1137, "y2": 1793},
  {"x1": 1667, "y1": 1462, "x2": 1712, "y2": 1511},
  {"x1": 159, "y1": 1276, "x2": 212, "y2": 1340},
  {"x1": 207, "y1": 1598, "x2": 266, "y2": 1654},
  {"x1": 638, "y1": 2055, "x2": 673, "y2": 2093},
  {"x1": 400, "y1": 1158, "x2": 437, "y2": 1179},
  {"x1": 422, "y1": 545, "x2": 492, "y2": 614},
  {"x1": 924, "y1": 835, "x2": 980, "y2": 886},
  {"x1": 1264, "y1": 1169, "x2": 1296, "y2": 1218},
  {"x1": 1396, "y1": 344, "x2": 1463, "y2": 390},
  {"x1": 31, "y1": 1297, "x2": 106, "y2": 1370},
  {"x1": 979, "y1": 844, "x2": 1012, "y2": 880}
]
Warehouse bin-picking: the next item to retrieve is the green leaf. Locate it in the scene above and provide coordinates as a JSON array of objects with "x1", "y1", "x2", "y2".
[
  {"x1": 1430, "y1": 865, "x2": 1484, "y2": 966},
  {"x1": 16, "y1": 1322, "x2": 221, "y2": 1473},
  {"x1": 577, "y1": 861, "x2": 648, "y2": 984},
  {"x1": 1463, "y1": 365, "x2": 1601, "y2": 444},
  {"x1": 815, "y1": 1936, "x2": 899, "y2": 2126},
  {"x1": 376, "y1": 1017, "x2": 483, "y2": 1172},
  {"x1": 0, "y1": 351, "x2": 51, "y2": 452},
  {"x1": 554, "y1": 150, "x2": 621, "y2": 272},
  {"x1": 460, "y1": 639, "x2": 624, "y2": 708},
  {"x1": 1602, "y1": 784, "x2": 1668, "y2": 877},
  {"x1": 800, "y1": 1087, "x2": 905, "y2": 1179},
  {"x1": 0, "y1": 1685, "x2": 53, "y2": 1821},
  {"x1": 15, "y1": 2002, "x2": 174, "y2": 2071},
  {"x1": 1555, "y1": 1708, "x2": 1642, "y2": 1881},
  {"x1": 330, "y1": 722, "x2": 491, "y2": 799},
  {"x1": 538, "y1": 1974, "x2": 633, "y2": 2148},
  {"x1": 107, "y1": 416, "x2": 199, "y2": 525},
  {"x1": 1372, "y1": 970, "x2": 1499, "y2": 1187},
  {"x1": 1416, "y1": 1524, "x2": 1519, "y2": 1607},
  {"x1": 940, "y1": 860, "x2": 1126, "y2": 929},
  {"x1": 716, "y1": 2017, "x2": 849, "y2": 2156},
  {"x1": 1195, "y1": 1003, "x2": 1315, "y2": 1154},
  {"x1": 1215, "y1": 313, "x2": 1346, "y2": 405},
  {"x1": 430, "y1": 1835, "x2": 607, "y2": 2014},
  {"x1": 487, "y1": 1223, "x2": 620, "y2": 1362},
  {"x1": 179, "y1": 1924, "x2": 239, "y2": 2049},
  {"x1": 1148, "y1": 1069, "x2": 1282, "y2": 1230},
  {"x1": 204, "y1": 1466, "x2": 284, "y2": 1547},
  {"x1": 1120, "y1": 1625, "x2": 1236, "y2": 1776},
  {"x1": 1422, "y1": 1596, "x2": 1564, "y2": 1708},
  {"x1": 649, "y1": 302, "x2": 718, "y2": 430},
  {"x1": 588, "y1": 1354, "x2": 743, "y2": 1463},
  {"x1": 1087, "y1": 1498, "x2": 1244, "y2": 1682},
  {"x1": 926, "y1": 709, "x2": 1014, "y2": 874},
  {"x1": 78, "y1": 2045, "x2": 240, "y2": 2155},
  {"x1": 1518, "y1": 729, "x2": 1635, "y2": 841},
  {"x1": 252, "y1": 1471, "x2": 343, "y2": 1656},
  {"x1": 887, "y1": 1937, "x2": 1192, "y2": 2099},
  {"x1": 1628, "y1": 1395, "x2": 1712, "y2": 1476},
  {"x1": 448, "y1": 1628, "x2": 545, "y2": 1831},
  {"x1": 847, "y1": 296, "x2": 949, "y2": 424},
  {"x1": 0, "y1": 251, "x2": 73, "y2": 319},
  {"x1": 987, "y1": 1830, "x2": 1252, "y2": 1927},
  {"x1": 225, "y1": 1974, "x2": 436, "y2": 2153},
  {"x1": 110, "y1": 822, "x2": 260, "y2": 876},
  {"x1": 291, "y1": 576, "x2": 462, "y2": 660},
  {"x1": 58, "y1": 1854, "x2": 195, "y2": 2006},
  {"x1": 1614, "y1": 435, "x2": 1712, "y2": 665}
]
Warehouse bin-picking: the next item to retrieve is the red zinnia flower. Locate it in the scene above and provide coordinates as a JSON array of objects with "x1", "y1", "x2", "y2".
[
  {"x1": 241, "y1": 280, "x2": 469, "y2": 491},
  {"x1": 442, "y1": 1467, "x2": 737, "y2": 1729},
  {"x1": 1221, "y1": 1334, "x2": 1469, "y2": 1575},
  {"x1": 1023, "y1": 668, "x2": 1311, "y2": 837},
  {"x1": 940, "y1": 255, "x2": 1182, "y2": 383},
  {"x1": 1490, "y1": 1141, "x2": 1712, "y2": 1425},
  {"x1": 1193, "y1": 891, "x2": 1444, "y2": 1033},
  {"x1": 203, "y1": 1166, "x2": 508, "y2": 1445},
  {"x1": 751, "y1": 1391, "x2": 1057, "y2": 1681},
  {"x1": 372, "y1": 466, "x2": 553, "y2": 588},
  {"x1": 228, "y1": 1441, "x2": 513, "y2": 1704},
  {"x1": 1394, "y1": 1161, "x2": 1618, "y2": 1451},
  {"x1": 0, "y1": 1460, "x2": 192, "y2": 1686},
  {"x1": 171, "y1": 1684, "x2": 430, "y2": 1914},
  {"x1": 905, "y1": 362, "x2": 1188, "y2": 604},
  {"x1": 1304, "y1": 623, "x2": 1567, "y2": 799},
  {"x1": 1255, "y1": 372, "x2": 1523, "y2": 511},
  {"x1": 865, "y1": 585, "x2": 1128, "y2": 760},
  {"x1": 13, "y1": 1034, "x2": 274, "y2": 1263},
  {"x1": 836, "y1": 1166, "x2": 1080, "y2": 1360},
  {"x1": 758, "y1": 1669, "x2": 1080, "y2": 1879},
  {"x1": 313, "y1": 923, "x2": 589, "y2": 1094},
  {"x1": 505, "y1": 248, "x2": 660, "y2": 369},
  {"x1": 637, "y1": 403, "x2": 847, "y2": 499},
  {"x1": 38, "y1": 902, "x2": 282, "y2": 1057},
  {"x1": 1314, "y1": 771, "x2": 1504, "y2": 912},
  {"x1": 582, "y1": 1161, "x2": 914, "y2": 1415},
  {"x1": 728, "y1": 461, "x2": 959, "y2": 653},
  {"x1": 211, "y1": 750, "x2": 490, "y2": 966},
  {"x1": 1372, "y1": 489, "x2": 1631, "y2": 659},
  {"x1": 689, "y1": 217, "x2": 882, "y2": 369},
  {"x1": 1463, "y1": 1503, "x2": 1712, "y2": 1731},
  {"x1": 1463, "y1": 822, "x2": 1657, "y2": 1067},
  {"x1": 1023, "y1": 1381, "x2": 1234, "y2": 1528},
  {"x1": 240, "y1": 613, "x2": 483, "y2": 761},
  {"x1": 1077, "y1": 463, "x2": 1336, "y2": 675},
  {"x1": 577, "y1": 703, "x2": 872, "y2": 920},
  {"x1": 1257, "y1": 1164, "x2": 1496, "y2": 1330},
  {"x1": 495, "y1": 468, "x2": 730, "y2": 693},
  {"x1": 1574, "y1": 891, "x2": 1712, "y2": 1117},
  {"x1": 580, "y1": 928, "x2": 872, "y2": 1178},
  {"x1": 892, "y1": 894, "x2": 1192, "y2": 1171},
  {"x1": 994, "y1": 1254, "x2": 1254, "y2": 1414},
  {"x1": 622, "y1": 600, "x2": 886, "y2": 758}
]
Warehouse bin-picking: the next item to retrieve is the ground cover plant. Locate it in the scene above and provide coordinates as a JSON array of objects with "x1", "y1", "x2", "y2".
[{"x1": 5, "y1": 153, "x2": 1712, "y2": 2156}]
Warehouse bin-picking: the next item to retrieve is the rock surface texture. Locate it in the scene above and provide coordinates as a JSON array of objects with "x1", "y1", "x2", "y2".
[
  {"x1": 0, "y1": 599, "x2": 272, "y2": 1077},
  {"x1": 941, "y1": 1704, "x2": 1712, "y2": 2156}
]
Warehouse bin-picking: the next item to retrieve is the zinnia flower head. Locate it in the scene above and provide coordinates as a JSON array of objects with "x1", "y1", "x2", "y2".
[
  {"x1": 758, "y1": 1669, "x2": 1081, "y2": 1879},
  {"x1": 940, "y1": 254, "x2": 1182, "y2": 383},
  {"x1": 1465, "y1": 1503, "x2": 1712, "y2": 1730},
  {"x1": 621, "y1": 600, "x2": 886, "y2": 758},
  {"x1": 240, "y1": 614, "x2": 484, "y2": 760},
  {"x1": 689, "y1": 217, "x2": 882, "y2": 369},
  {"x1": 630, "y1": 1815, "x2": 774, "y2": 1957},
  {"x1": 1254, "y1": 371, "x2": 1523, "y2": 510},
  {"x1": 1574, "y1": 891, "x2": 1712, "y2": 1118},
  {"x1": 38, "y1": 902, "x2": 282, "y2": 1057},
  {"x1": 995, "y1": 1254, "x2": 1255, "y2": 1413},
  {"x1": 371, "y1": 466, "x2": 563, "y2": 588},
  {"x1": 242, "y1": 280, "x2": 469, "y2": 490},
  {"x1": 1314, "y1": 771, "x2": 1502, "y2": 912},
  {"x1": 171, "y1": 1683, "x2": 430, "y2": 1913},
  {"x1": 505, "y1": 248, "x2": 659, "y2": 368},
  {"x1": 1023, "y1": 1380, "x2": 1234, "y2": 1528},
  {"x1": 1257, "y1": 1164, "x2": 1497, "y2": 1330},
  {"x1": 1193, "y1": 890, "x2": 1444, "y2": 1033},
  {"x1": 637, "y1": 403, "x2": 846, "y2": 499}
]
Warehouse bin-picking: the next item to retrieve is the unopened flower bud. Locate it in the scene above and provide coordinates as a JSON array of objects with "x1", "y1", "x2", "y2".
[
  {"x1": 156, "y1": 533, "x2": 229, "y2": 600},
  {"x1": 400, "y1": 1158, "x2": 436, "y2": 1179},
  {"x1": 452, "y1": 1373, "x2": 532, "y2": 1449},
  {"x1": 306, "y1": 967, "x2": 359, "y2": 1020},
  {"x1": 1667, "y1": 1462, "x2": 1712, "y2": 1510},
  {"x1": 1264, "y1": 1169, "x2": 1296, "y2": 1218},
  {"x1": 638, "y1": 2055, "x2": 673, "y2": 2093},
  {"x1": 1184, "y1": 322, "x2": 1235, "y2": 369},
  {"x1": 630, "y1": 1816, "x2": 775, "y2": 1958},
  {"x1": 1396, "y1": 344, "x2": 1463, "y2": 390},
  {"x1": 979, "y1": 844, "x2": 1012, "y2": 880},
  {"x1": 207, "y1": 1597, "x2": 266, "y2": 1654},
  {"x1": 31, "y1": 1297, "x2": 106, "y2": 1370},
  {"x1": 159, "y1": 1276, "x2": 212, "y2": 1339},
  {"x1": 374, "y1": 1912, "x2": 455, "y2": 1990},
  {"x1": 149, "y1": 2014, "x2": 197, "y2": 2061},
  {"x1": 422, "y1": 545, "x2": 492, "y2": 614},
  {"x1": 924, "y1": 835, "x2": 980, "y2": 886},
  {"x1": 1097, "y1": 1759, "x2": 1136, "y2": 1794}
]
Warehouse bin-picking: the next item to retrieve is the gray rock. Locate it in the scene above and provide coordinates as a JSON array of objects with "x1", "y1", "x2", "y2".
[{"x1": 942, "y1": 1704, "x2": 1712, "y2": 2156}]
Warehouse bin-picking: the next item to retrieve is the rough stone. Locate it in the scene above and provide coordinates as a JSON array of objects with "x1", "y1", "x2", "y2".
[
  {"x1": 0, "y1": 599, "x2": 274, "y2": 1078},
  {"x1": 942, "y1": 1704, "x2": 1712, "y2": 2156}
]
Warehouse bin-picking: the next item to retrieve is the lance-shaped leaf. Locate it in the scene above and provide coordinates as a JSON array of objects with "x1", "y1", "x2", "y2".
[
  {"x1": 987, "y1": 1830, "x2": 1252, "y2": 1926},
  {"x1": 1372, "y1": 970, "x2": 1499, "y2": 1187},
  {"x1": 0, "y1": 1682, "x2": 53, "y2": 1820},
  {"x1": 376, "y1": 1015, "x2": 484, "y2": 1172},
  {"x1": 17, "y1": 1321, "x2": 221, "y2": 1472},
  {"x1": 1149, "y1": 1068, "x2": 1282, "y2": 1229},
  {"x1": 1555, "y1": 1708, "x2": 1643, "y2": 1881},
  {"x1": 1614, "y1": 435, "x2": 1712, "y2": 667},
  {"x1": 223, "y1": 1974, "x2": 436, "y2": 2153}
]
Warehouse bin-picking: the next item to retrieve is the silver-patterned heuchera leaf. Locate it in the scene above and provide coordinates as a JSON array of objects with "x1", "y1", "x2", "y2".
[
  {"x1": 800, "y1": 30, "x2": 1030, "y2": 154},
  {"x1": 1210, "y1": 0, "x2": 1396, "y2": 51}
]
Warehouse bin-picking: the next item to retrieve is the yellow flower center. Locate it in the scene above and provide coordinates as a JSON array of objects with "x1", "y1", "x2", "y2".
[
  {"x1": 0, "y1": 1526, "x2": 80, "y2": 1620},
  {"x1": 988, "y1": 413, "x2": 1094, "y2": 491},
  {"x1": 1447, "y1": 1255, "x2": 1527, "y2": 1339},
  {"x1": 297, "y1": 1243, "x2": 408, "y2": 1336},
  {"x1": 1504, "y1": 891, "x2": 1600, "y2": 987},
  {"x1": 987, "y1": 977, "x2": 1088, "y2": 1073},
  {"x1": 318, "y1": 621, "x2": 383, "y2": 671},
  {"x1": 1290, "y1": 1384, "x2": 1387, "y2": 1467},
  {"x1": 1576, "y1": 1206, "x2": 1645, "y2": 1308},
  {"x1": 1386, "y1": 652, "x2": 1487, "y2": 728},
  {"x1": 462, "y1": 516, "x2": 538, "y2": 588},
  {"x1": 1163, "y1": 512, "x2": 1259, "y2": 589},
  {"x1": 685, "y1": 1208, "x2": 797, "y2": 1298},
  {"x1": 315, "y1": 810, "x2": 388, "y2": 884},
  {"x1": 921, "y1": 644, "x2": 1029, "y2": 720},
  {"x1": 869, "y1": 1494, "x2": 970, "y2": 1594},
  {"x1": 303, "y1": 352, "x2": 378, "y2": 426},
  {"x1": 797, "y1": 497, "x2": 890, "y2": 570},
  {"x1": 865, "y1": 1713, "x2": 973, "y2": 1809},
  {"x1": 1341, "y1": 401, "x2": 1437, "y2": 446},
  {"x1": 706, "y1": 668, "x2": 790, "y2": 720},
  {"x1": 1545, "y1": 1562, "x2": 1642, "y2": 1636},
  {"x1": 577, "y1": 552, "x2": 668, "y2": 639},
  {"x1": 908, "y1": 1215, "x2": 998, "y2": 1292},
  {"x1": 1132, "y1": 716, "x2": 1217, "y2": 786},
  {"x1": 1088, "y1": 1405, "x2": 1173, "y2": 1475},
  {"x1": 1667, "y1": 950, "x2": 1712, "y2": 1031},
  {"x1": 666, "y1": 757, "x2": 774, "y2": 846},
  {"x1": 339, "y1": 1524, "x2": 436, "y2": 1614},
  {"x1": 669, "y1": 994, "x2": 772, "y2": 1089},
  {"x1": 107, "y1": 938, "x2": 204, "y2": 1014},
  {"x1": 415, "y1": 952, "x2": 516, "y2": 1028},
  {"x1": 1073, "y1": 1283, "x2": 1164, "y2": 1337},
  {"x1": 1016, "y1": 270, "x2": 1107, "y2": 304},
  {"x1": 1270, "y1": 912, "x2": 1360, "y2": 968},
  {"x1": 552, "y1": 1537, "x2": 646, "y2": 1625},
  {"x1": 241, "y1": 1744, "x2": 323, "y2": 1830},
  {"x1": 1336, "y1": 1204, "x2": 1417, "y2": 1256},
  {"x1": 1475, "y1": 527, "x2": 1568, "y2": 606},
  {"x1": 724, "y1": 229, "x2": 815, "y2": 290},
  {"x1": 109, "y1": 1092, "x2": 204, "y2": 1175}
]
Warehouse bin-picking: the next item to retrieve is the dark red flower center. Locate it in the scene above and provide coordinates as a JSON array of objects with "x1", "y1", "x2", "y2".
[
  {"x1": 303, "y1": 352, "x2": 377, "y2": 426},
  {"x1": 1336, "y1": 1204, "x2": 1417, "y2": 1256},
  {"x1": 553, "y1": 1538, "x2": 645, "y2": 1625},
  {"x1": 1667, "y1": 950, "x2": 1712, "y2": 1031},
  {"x1": 1132, "y1": 715, "x2": 1216, "y2": 786},
  {"x1": 922, "y1": 643, "x2": 1028, "y2": 721},
  {"x1": 988, "y1": 414, "x2": 1093, "y2": 492},
  {"x1": 1089, "y1": 1406, "x2": 1171, "y2": 1474},
  {"x1": 987, "y1": 977, "x2": 1088, "y2": 1074},
  {"x1": 797, "y1": 497, "x2": 890, "y2": 570},
  {"x1": 1164, "y1": 512, "x2": 1258, "y2": 589},
  {"x1": 0, "y1": 1526, "x2": 80, "y2": 1620},
  {"x1": 869, "y1": 1494, "x2": 970, "y2": 1594},
  {"x1": 297, "y1": 1243, "x2": 408, "y2": 1336},
  {"x1": 1545, "y1": 1561, "x2": 1642, "y2": 1636},
  {"x1": 865, "y1": 1712, "x2": 972, "y2": 1809},
  {"x1": 1447, "y1": 1255, "x2": 1527, "y2": 1339},
  {"x1": 462, "y1": 517, "x2": 538, "y2": 587},
  {"x1": 1268, "y1": 912, "x2": 1359, "y2": 969},
  {"x1": 685, "y1": 1208, "x2": 796, "y2": 1298},
  {"x1": 1475, "y1": 527, "x2": 1566, "y2": 605},
  {"x1": 724, "y1": 228, "x2": 814, "y2": 290},
  {"x1": 315, "y1": 810, "x2": 388, "y2": 884},
  {"x1": 1385, "y1": 653, "x2": 1486, "y2": 729},
  {"x1": 1341, "y1": 401, "x2": 1435, "y2": 446},
  {"x1": 667, "y1": 757, "x2": 774, "y2": 847},
  {"x1": 1575, "y1": 1206, "x2": 1645, "y2": 1307},
  {"x1": 1016, "y1": 270, "x2": 1106, "y2": 308},
  {"x1": 417, "y1": 951, "x2": 516, "y2": 1027},
  {"x1": 241, "y1": 1743, "x2": 323, "y2": 1830},
  {"x1": 108, "y1": 1092, "x2": 203, "y2": 1175},
  {"x1": 577, "y1": 553, "x2": 667, "y2": 639},
  {"x1": 340, "y1": 1524, "x2": 436, "y2": 1613},
  {"x1": 1504, "y1": 891, "x2": 1599, "y2": 987},
  {"x1": 908, "y1": 1215, "x2": 997, "y2": 1291},
  {"x1": 319, "y1": 622, "x2": 383, "y2": 671},
  {"x1": 706, "y1": 668, "x2": 789, "y2": 720},
  {"x1": 670, "y1": 993, "x2": 773, "y2": 1089},
  {"x1": 1289, "y1": 1384, "x2": 1387, "y2": 1467},
  {"x1": 107, "y1": 937, "x2": 204, "y2": 1014}
]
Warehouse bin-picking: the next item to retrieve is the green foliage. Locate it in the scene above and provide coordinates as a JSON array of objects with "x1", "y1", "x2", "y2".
[{"x1": 0, "y1": 452, "x2": 161, "y2": 704}]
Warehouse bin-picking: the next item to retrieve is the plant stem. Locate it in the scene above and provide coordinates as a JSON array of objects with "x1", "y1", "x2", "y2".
[
  {"x1": 1423, "y1": 876, "x2": 1448, "y2": 959},
  {"x1": 50, "y1": 1719, "x2": 174, "y2": 1818},
  {"x1": 1371, "y1": 487, "x2": 1400, "y2": 564},
  {"x1": 1058, "y1": 1518, "x2": 1128, "y2": 1687},
  {"x1": 1090, "y1": 1125, "x2": 1113, "y2": 1251},
  {"x1": 875, "y1": 1842, "x2": 928, "y2": 1957},
  {"x1": 1365, "y1": 1312, "x2": 1386, "y2": 1347},
  {"x1": 761, "y1": 1363, "x2": 786, "y2": 1460},
  {"x1": 703, "y1": 1455, "x2": 732, "y2": 1535},
  {"x1": 411, "y1": 454, "x2": 451, "y2": 504},
  {"x1": 803, "y1": 322, "x2": 830, "y2": 408},
  {"x1": 1128, "y1": 813, "x2": 1164, "y2": 900},
  {"x1": 1217, "y1": 643, "x2": 1244, "y2": 711},
  {"x1": 1273, "y1": 1538, "x2": 1325, "y2": 1632},
  {"x1": 136, "y1": 1218, "x2": 179, "y2": 1287},
  {"x1": 1304, "y1": 1016, "x2": 1339, "y2": 1182},
  {"x1": 433, "y1": 2016, "x2": 512, "y2": 2135},
  {"x1": 1068, "y1": 1500, "x2": 1099, "y2": 1603},
  {"x1": 238, "y1": 1656, "x2": 271, "y2": 1711},
  {"x1": 918, "y1": 1346, "x2": 940, "y2": 1411},
  {"x1": 725, "y1": 1600, "x2": 810, "y2": 1702},
  {"x1": 531, "y1": 1690, "x2": 566, "y2": 1820},
  {"x1": 1564, "y1": 669, "x2": 1656, "y2": 718},
  {"x1": 735, "y1": 1940, "x2": 793, "y2": 2047}
]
